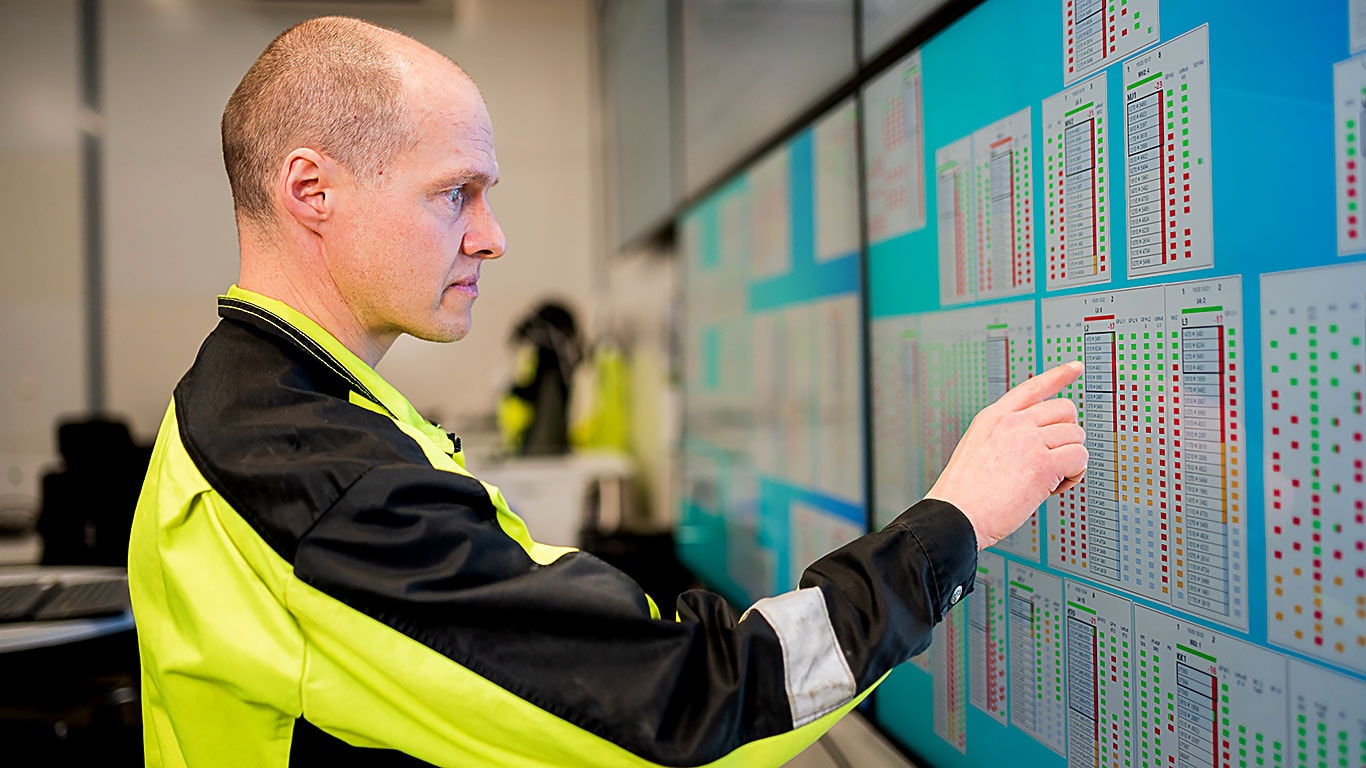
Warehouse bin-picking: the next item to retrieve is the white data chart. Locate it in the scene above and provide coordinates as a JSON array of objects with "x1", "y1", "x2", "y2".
[
  {"x1": 788, "y1": 502, "x2": 863, "y2": 589},
  {"x1": 1123, "y1": 25, "x2": 1214, "y2": 278},
  {"x1": 1135, "y1": 608, "x2": 1290, "y2": 768},
  {"x1": 973, "y1": 107, "x2": 1035, "y2": 298},
  {"x1": 1288, "y1": 659, "x2": 1366, "y2": 768},
  {"x1": 970, "y1": 551, "x2": 1009, "y2": 724},
  {"x1": 869, "y1": 302, "x2": 1039, "y2": 555},
  {"x1": 1045, "y1": 73, "x2": 1112, "y2": 290},
  {"x1": 749, "y1": 148, "x2": 791, "y2": 280},
  {"x1": 863, "y1": 49, "x2": 928, "y2": 244},
  {"x1": 1065, "y1": 583, "x2": 1134, "y2": 768},
  {"x1": 937, "y1": 136, "x2": 977, "y2": 305},
  {"x1": 1262, "y1": 264, "x2": 1366, "y2": 675},
  {"x1": 1008, "y1": 564, "x2": 1067, "y2": 755},
  {"x1": 814, "y1": 101, "x2": 861, "y2": 262},
  {"x1": 932, "y1": 603, "x2": 970, "y2": 753},
  {"x1": 1044, "y1": 277, "x2": 1248, "y2": 630},
  {"x1": 1335, "y1": 54, "x2": 1366, "y2": 256},
  {"x1": 1064, "y1": 0, "x2": 1160, "y2": 84}
]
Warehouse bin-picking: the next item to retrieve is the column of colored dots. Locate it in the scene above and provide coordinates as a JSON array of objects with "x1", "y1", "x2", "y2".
[
  {"x1": 970, "y1": 551, "x2": 1010, "y2": 724},
  {"x1": 1045, "y1": 72, "x2": 1111, "y2": 290},
  {"x1": 1170, "y1": 277, "x2": 1248, "y2": 629},
  {"x1": 1066, "y1": 582, "x2": 1135, "y2": 768},
  {"x1": 1063, "y1": 0, "x2": 1161, "y2": 85},
  {"x1": 1217, "y1": 642, "x2": 1288, "y2": 768},
  {"x1": 1045, "y1": 298, "x2": 1092, "y2": 570},
  {"x1": 986, "y1": 303, "x2": 1041, "y2": 560},
  {"x1": 1336, "y1": 54, "x2": 1366, "y2": 256},
  {"x1": 1123, "y1": 25, "x2": 1214, "y2": 278},
  {"x1": 933, "y1": 601, "x2": 969, "y2": 752},
  {"x1": 1262, "y1": 264, "x2": 1366, "y2": 674},
  {"x1": 973, "y1": 107, "x2": 1034, "y2": 299},
  {"x1": 1287, "y1": 659, "x2": 1366, "y2": 768},
  {"x1": 936, "y1": 137, "x2": 977, "y2": 305},
  {"x1": 1008, "y1": 563, "x2": 1067, "y2": 755},
  {"x1": 1115, "y1": 292, "x2": 1170, "y2": 602}
]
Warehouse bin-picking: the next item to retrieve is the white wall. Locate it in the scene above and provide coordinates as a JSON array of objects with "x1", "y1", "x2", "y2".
[
  {"x1": 100, "y1": 0, "x2": 602, "y2": 443},
  {"x1": 0, "y1": 0, "x2": 85, "y2": 510}
]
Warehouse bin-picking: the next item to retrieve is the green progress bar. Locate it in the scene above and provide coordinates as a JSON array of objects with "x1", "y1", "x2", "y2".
[
  {"x1": 1182, "y1": 305, "x2": 1224, "y2": 315},
  {"x1": 1010, "y1": 581, "x2": 1035, "y2": 592},
  {"x1": 1129, "y1": 72, "x2": 1163, "y2": 90},
  {"x1": 1177, "y1": 643, "x2": 1216, "y2": 663},
  {"x1": 1068, "y1": 601, "x2": 1098, "y2": 615},
  {"x1": 1066, "y1": 101, "x2": 1096, "y2": 117}
]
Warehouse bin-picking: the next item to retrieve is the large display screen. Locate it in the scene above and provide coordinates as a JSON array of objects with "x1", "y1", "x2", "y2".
[
  {"x1": 677, "y1": 1, "x2": 1364, "y2": 766},
  {"x1": 863, "y1": 1, "x2": 1364, "y2": 766}
]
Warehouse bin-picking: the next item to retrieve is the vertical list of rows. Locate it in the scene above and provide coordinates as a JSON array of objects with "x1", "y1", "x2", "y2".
[
  {"x1": 1008, "y1": 565, "x2": 1069, "y2": 754},
  {"x1": 1065, "y1": 115, "x2": 1101, "y2": 281},
  {"x1": 1175, "y1": 647, "x2": 1219, "y2": 767},
  {"x1": 1067, "y1": 0, "x2": 1108, "y2": 80},
  {"x1": 1085, "y1": 325, "x2": 1122, "y2": 583},
  {"x1": 1124, "y1": 27, "x2": 1212, "y2": 277},
  {"x1": 1009, "y1": 584, "x2": 1040, "y2": 736},
  {"x1": 1045, "y1": 79, "x2": 1114, "y2": 291},
  {"x1": 987, "y1": 326, "x2": 1011, "y2": 399},
  {"x1": 983, "y1": 141, "x2": 1013, "y2": 293},
  {"x1": 1048, "y1": 310, "x2": 1089, "y2": 570},
  {"x1": 1066, "y1": 606, "x2": 1101, "y2": 768},
  {"x1": 1174, "y1": 309, "x2": 1242, "y2": 624},
  {"x1": 1126, "y1": 82, "x2": 1167, "y2": 268}
]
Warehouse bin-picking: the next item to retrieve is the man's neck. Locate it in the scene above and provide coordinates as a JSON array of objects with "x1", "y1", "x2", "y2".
[{"x1": 237, "y1": 237, "x2": 393, "y2": 368}]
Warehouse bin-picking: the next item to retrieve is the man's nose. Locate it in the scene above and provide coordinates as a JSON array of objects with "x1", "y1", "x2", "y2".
[{"x1": 465, "y1": 204, "x2": 506, "y2": 260}]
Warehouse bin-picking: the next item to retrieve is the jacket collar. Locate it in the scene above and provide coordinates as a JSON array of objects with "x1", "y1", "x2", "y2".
[{"x1": 217, "y1": 285, "x2": 460, "y2": 455}]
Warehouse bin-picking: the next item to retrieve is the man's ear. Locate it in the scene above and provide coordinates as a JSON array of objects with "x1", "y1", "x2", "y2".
[{"x1": 278, "y1": 148, "x2": 332, "y2": 233}]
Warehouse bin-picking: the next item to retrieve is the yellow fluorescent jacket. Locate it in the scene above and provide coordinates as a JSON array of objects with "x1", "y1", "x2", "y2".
[{"x1": 128, "y1": 286, "x2": 978, "y2": 767}]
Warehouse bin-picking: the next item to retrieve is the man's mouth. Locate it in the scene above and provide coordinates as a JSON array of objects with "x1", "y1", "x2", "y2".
[{"x1": 449, "y1": 277, "x2": 479, "y2": 298}]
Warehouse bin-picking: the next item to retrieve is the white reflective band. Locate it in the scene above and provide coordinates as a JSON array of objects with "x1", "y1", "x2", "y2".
[{"x1": 742, "y1": 587, "x2": 857, "y2": 728}]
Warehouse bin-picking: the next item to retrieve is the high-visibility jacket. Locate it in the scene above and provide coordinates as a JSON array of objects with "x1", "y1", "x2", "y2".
[{"x1": 128, "y1": 285, "x2": 978, "y2": 767}]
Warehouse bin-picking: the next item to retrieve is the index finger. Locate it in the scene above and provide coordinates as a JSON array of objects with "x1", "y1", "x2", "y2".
[{"x1": 997, "y1": 360, "x2": 1083, "y2": 411}]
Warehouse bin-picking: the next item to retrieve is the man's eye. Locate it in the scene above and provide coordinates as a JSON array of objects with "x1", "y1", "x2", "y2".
[{"x1": 446, "y1": 187, "x2": 465, "y2": 207}]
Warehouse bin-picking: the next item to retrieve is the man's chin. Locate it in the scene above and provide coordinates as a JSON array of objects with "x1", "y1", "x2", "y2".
[{"x1": 409, "y1": 320, "x2": 470, "y2": 344}]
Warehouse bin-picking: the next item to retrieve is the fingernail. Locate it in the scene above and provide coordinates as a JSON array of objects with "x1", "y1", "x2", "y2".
[{"x1": 1068, "y1": 360, "x2": 1083, "y2": 372}]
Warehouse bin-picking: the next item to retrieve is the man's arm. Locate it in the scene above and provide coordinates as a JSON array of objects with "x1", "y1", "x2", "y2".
[{"x1": 281, "y1": 363, "x2": 1084, "y2": 767}]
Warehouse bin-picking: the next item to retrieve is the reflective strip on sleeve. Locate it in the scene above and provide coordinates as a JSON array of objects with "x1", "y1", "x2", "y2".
[{"x1": 742, "y1": 587, "x2": 857, "y2": 728}]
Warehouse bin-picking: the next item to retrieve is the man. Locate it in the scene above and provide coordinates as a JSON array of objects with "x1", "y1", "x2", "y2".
[{"x1": 128, "y1": 16, "x2": 1087, "y2": 768}]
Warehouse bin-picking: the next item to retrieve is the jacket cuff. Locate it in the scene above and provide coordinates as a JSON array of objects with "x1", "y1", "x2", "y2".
[{"x1": 887, "y1": 499, "x2": 978, "y2": 621}]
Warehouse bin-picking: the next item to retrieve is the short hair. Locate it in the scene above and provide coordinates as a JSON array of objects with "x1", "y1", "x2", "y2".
[{"x1": 221, "y1": 16, "x2": 417, "y2": 227}]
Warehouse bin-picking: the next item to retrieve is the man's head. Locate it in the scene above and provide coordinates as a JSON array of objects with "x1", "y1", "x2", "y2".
[{"x1": 223, "y1": 17, "x2": 505, "y2": 363}]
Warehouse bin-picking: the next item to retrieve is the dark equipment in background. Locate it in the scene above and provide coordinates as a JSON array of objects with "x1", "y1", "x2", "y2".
[
  {"x1": 36, "y1": 417, "x2": 152, "y2": 567},
  {"x1": 499, "y1": 300, "x2": 585, "y2": 456}
]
